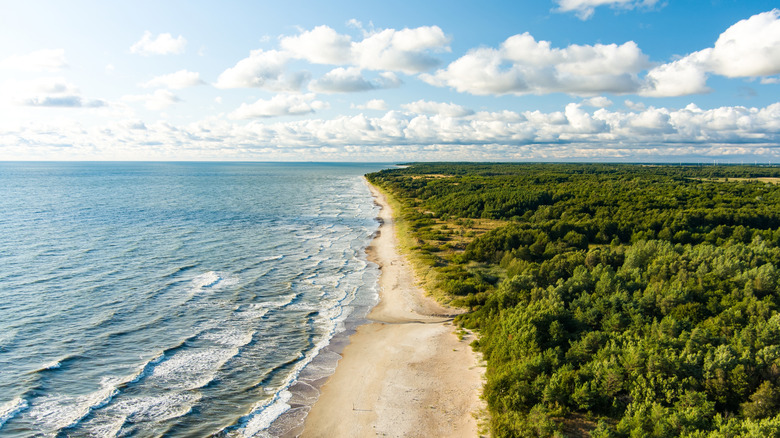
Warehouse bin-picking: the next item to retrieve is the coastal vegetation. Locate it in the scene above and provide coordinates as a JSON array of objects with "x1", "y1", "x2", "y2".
[{"x1": 366, "y1": 163, "x2": 780, "y2": 437}]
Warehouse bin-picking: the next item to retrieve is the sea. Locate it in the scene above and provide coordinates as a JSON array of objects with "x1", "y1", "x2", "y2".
[{"x1": 0, "y1": 162, "x2": 389, "y2": 437}]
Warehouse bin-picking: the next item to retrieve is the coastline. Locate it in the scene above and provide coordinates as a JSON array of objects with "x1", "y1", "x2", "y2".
[{"x1": 300, "y1": 178, "x2": 486, "y2": 437}]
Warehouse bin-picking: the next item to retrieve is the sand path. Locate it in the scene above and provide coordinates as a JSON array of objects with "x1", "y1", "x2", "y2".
[{"x1": 300, "y1": 179, "x2": 485, "y2": 438}]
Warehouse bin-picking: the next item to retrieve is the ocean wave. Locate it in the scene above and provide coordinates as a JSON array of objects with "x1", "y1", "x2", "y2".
[
  {"x1": 114, "y1": 391, "x2": 203, "y2": 423},
  {"x1": 191, "y1": 271, "x2": 238, "y2": 290},
  {"x1": 185, "y1": 271, "x2": 240, "y2": 303},
  {"x1": 26, "y1": 353, "x2": 84, "y2": 375},
  {"x1": 224, "y1": 280, "x2": 357, "y2": 437},
  {"x1": 41, "y1": 360, "x2": 61, "y2": 371},
  {"x1": 0, "y1": 397, "x2": 28, "y2": 429},
  {"x1": 237, "y1": 293, "x2": 298, "y2": 318},
  {"x1": 233, "y1": 390, "x2": 292, "y2": 438},
  {"x1": 201, "y1": 328, "x2": 256, "y2": 348},
  {"x1": 148, "y1": 347, "x2": 238, "y2": 390},
  {"x1": 80, "y1": 391, "x2": 204, "y2": 437},
  {"x1": 27, "y1": 376, "x2": 122, "y2": 433},
  {"x1": 257, "y1": 255, "x2": 284, "y2": 263}
]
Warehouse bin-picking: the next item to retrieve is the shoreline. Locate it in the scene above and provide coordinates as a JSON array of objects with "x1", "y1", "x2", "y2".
[{"x1": 300, "y1": 178, "x2": 485, "y2": 437}]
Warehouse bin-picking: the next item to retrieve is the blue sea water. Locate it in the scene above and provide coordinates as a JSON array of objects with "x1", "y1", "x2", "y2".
[{"x1": 0, "y1": 162, "x2": 387, "y2": 437}]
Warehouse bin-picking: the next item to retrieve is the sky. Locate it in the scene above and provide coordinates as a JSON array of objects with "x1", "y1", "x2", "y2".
[{"x1": 1, "y1": 0, "x2": 779, "y2": 162}]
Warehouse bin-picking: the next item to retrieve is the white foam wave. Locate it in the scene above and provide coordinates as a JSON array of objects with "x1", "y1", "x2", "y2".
[
  {"x1": 235, "y1": 390, "x2": 292, "y2": 437},
  {"x1": 191, "y1": 271, "x2": 239, "y2": 291},
  {"x1": 236, "y1": 306, "x2": 271, "y2": 320},
  {"x1": 258, "y1": 255, "x2": 284, "y2": 263},
  {"x1": 0, "y1": 397, "x2": 28, "y2": 429},
  {"x1": 114, "y1": 392, "x2": 203, "y2": 423},
  {"x1": 262, "y1": 293, "x2": 296, "y2": 308},
  {"x1": 228, "y1": 290, "x2": 354, "y2": 437},
  {"x1": 42, "y1": 360, "x2": 62, "y2": 370},
  {"x1": 202, "y1": 328, "x2": 255, "y2": 348},
  {"x1": 149, "y1": 347, "x2": 237, "y2": 390},
  {"x1": 27, "y1": 376, "x2": 121, "y2": 433},
  {"x1": 78, "y1": 413, "x2": 125, "y2": 438},
  {"x1": 237, "y1": 293, "x2": 297, "y2": 320}
]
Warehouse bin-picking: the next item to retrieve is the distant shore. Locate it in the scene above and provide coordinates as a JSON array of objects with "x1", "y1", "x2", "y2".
[{"x1": 300, "y1": 178, "x2": 485, "y2": 437}]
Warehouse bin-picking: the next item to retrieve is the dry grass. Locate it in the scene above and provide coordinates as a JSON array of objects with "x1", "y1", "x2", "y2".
[
  {"x1": 410, "y1": 174, "x2": 454, "y2": 179},
  {"x1": 369, "y1": 183, "x2": 505, "y2": 306},
  {"x1": 697, "y1": 177, "x2": 780, "y2": 184},
  {"x1": 557, "y1": 413, "x2": 600, "y2": 437},
  {"x1": 414, "y1": 216, "x2": 506, "y2": 305}
]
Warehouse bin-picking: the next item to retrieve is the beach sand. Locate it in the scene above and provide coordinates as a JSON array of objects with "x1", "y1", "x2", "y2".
[{"x1": 300, "y1": 179, "x2": 485, "y2": 437}]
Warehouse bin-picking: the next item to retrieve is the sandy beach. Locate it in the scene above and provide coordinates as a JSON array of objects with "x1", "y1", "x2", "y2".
[{"x1": 300, "y1": 179, "x2": 485, "y2": 438}]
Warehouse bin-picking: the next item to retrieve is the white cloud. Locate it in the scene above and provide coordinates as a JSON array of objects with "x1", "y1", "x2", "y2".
[
  {"x1": 641, "y1": 50, "x2": 712, "y2": 97},
  {"x1": 5, "y1": 102, "x2": 780, "y2": 161},
  {"x1": 309, "y1": 67, "x2": 401, "y2": 93},
  {"x1": 280, "y1": 25, "x2": 352, "y2": 65},
  {"x1": 708, "y1": 9, "x2": 780, "y2": 78},
  {"x1": 624, "y1": 99, "x2": 646, "y2": 111},
  {"x1": 229, "y1": 93, "x2": 327, "y2": 119},
  {"x1": 130, "y1": 31, "x2": 187, "y2": 55},
  {"x1": 422, "y1": 32, "x2": 649, "y2": 96},
  {"x1": 0, "y1": 49, "x2": 67, "y2": 71},
  {"x1": 214, "y1": 49, "x2": 309, "y2": 91},
  {"x1": 123, "y1": 89, "x2": 181, "y2": 110},
  {"x1": 141, "y1": 70, "x2": 205, "y2": 89},
  {"x1": 555, "y1": 0, "x2": 662, "y2": 20},
  {"x1": 353, "y1": 26, "x2": 450, "y2": 73},
  {"x1": 280, "y1": 25, "x2": 450, "y2": 73},
  {"x1": 20, "y1": 95, "x2": 106, "y2": 108},
  {"x1": 628, "y1": 107, "x2": 674, "y2": 134},
  {"x1": 582, "y1": 96, "x2": 613, "y2": 107},
  {"x1": 642, "y1": 10, "x2": 780, "y2": 96},
  {"x1": 402, "y1": 100, "x2": 474, "y2": 117},
  {"x1": 424, "y1": 10, "x2": 780, "y2": 99},
  {"x1": 352, "y1": 99, "x2": 388, "y2": 110},
  {"x1": 218, "y1": 24, "x2": 446, "y2": 92},
  {"x1": 1, "y1": 77, "x2": 105, "y2": 108}
]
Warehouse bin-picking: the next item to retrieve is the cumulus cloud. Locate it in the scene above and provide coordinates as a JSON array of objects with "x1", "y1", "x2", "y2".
[
  {"x1": 280, "y1": 24, "x2": 450, "y2": 73},
  {"x1": 708, "y1": 9, "x2": 780, "y2": 78},
  {"x1": 0, "y1": 48, "x2": 68, "y2": 71},
  {"x1": 309, "y1": 68, "x2": 401, "y2": 93},
  {"x1": 624, "y1": 99, "x2": 646, "y2": 111},
  {"x1": 123, "y1": 89, "x2": 181, "y2": 110},
  {"x1": 426, "y1": 10, "x2": 780, "y2": 98},
  {"x1": 352, "y1": 99, "x2": 388, "y2": 110},
  {"x1": 581, "y1": 96, "x2": 613, "y2": 108},
  {"x1": 218, "y1": 24, "x2": 446, "y2": 92},
  {"x1": 422, "y1": 32, "x2": 649, "y2": 96},
  {"x1": 21, "y1": 95, "x2": 106, "y2": 108},
  {"x1": 5, "y1": 102, "x2": 780, "y2": 161},
  {"x1": 352, "y1": 26, "x2": 450, "y2": 73},
  {"x1": 1, "y1": 77, "x2": 105, "y2": 107},
  {"x1": 229, "y1": 93, "x2": 327, "y2": 119},
  {"x1": 402, "y1": 100, "x2": 474, "y2": 117},
  {"x1": 555, "y1": 0, "x2": 662, "y2": 20},
  {"x1": 130, "y1": 31, "x2": 187, "y2": 55},
  {"x1": 280, "y1": 25, "x2": 353, "y2": 65},
  {"x1": 214, "y1": 49, "x2": 309, "y2": 91},
  {"x1": 642, "y1": 10, "x2": 780, "y2": 96},
  {"x1": 641, "y1": 50, "x2": 712, "y2": 97},
  {"x1": 141, "y1": 70, "x2": 204, "y2": 89}
]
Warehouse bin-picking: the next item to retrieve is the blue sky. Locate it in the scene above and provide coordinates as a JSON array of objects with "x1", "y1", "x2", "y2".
[{"x1": 1, "y1": 0, "x2": 779, "y2": 161}]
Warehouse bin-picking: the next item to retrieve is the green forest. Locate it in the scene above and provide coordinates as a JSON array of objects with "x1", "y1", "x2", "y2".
[{"x1": 365, "y1": 163, "x2": 780, "y2": 437}]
